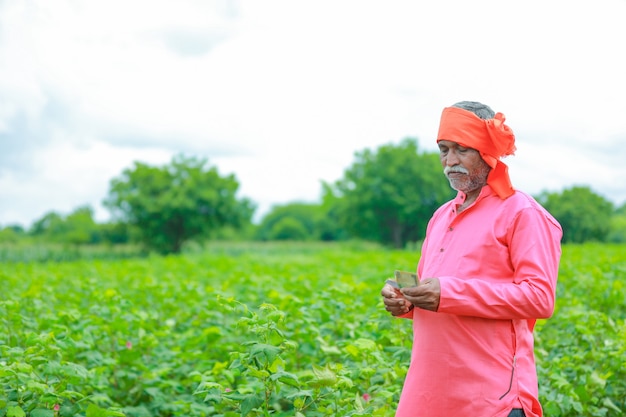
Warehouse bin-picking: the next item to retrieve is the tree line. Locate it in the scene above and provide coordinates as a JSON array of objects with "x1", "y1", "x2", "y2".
[{"x1": 1, "y1": 138, "x2": 625, "y2": 254}]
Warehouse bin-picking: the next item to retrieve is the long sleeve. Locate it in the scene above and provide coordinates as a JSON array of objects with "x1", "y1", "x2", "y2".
[{"x1": 437, "y1": 206, "x2": 562, "y2": 320}]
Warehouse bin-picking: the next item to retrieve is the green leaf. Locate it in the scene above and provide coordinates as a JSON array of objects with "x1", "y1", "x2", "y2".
[
  {"x1": 354, "y1": 338, "x2": 378, "y2": 351},
  {"x1": 286, "y1": 390, "x2": 313, "y2": 400},
  {"x1": 353, "y1": 392, "x2": 364, "y2": 411},
  {"x1": 240, "y1": 394, "x2": 264, "y2": 417},
  {"x1": 308, "y1": 364, "x2": 337, "y2": 388},
  {"x1": 271, "y1": 371, "x2": 300, "y2": 388},
  {"x1": 344, "y1": 344, "x2": 359, "y2": 357},
  {"x1": 602, "y1": 397, "x2": 622, "y2": 412},
  {"x1": 589, "y1": 371, "x2": 607, "y2": 388},
  {"x1": 319, "y1": 344, "x2": 341, "y2": 355},
  {"x1": 202, "y1": 387, "x2": 222, "y2": 403},
  {"x1": 30, "y1": 409, "x2": 54, "y2": 417},
  {"x1": 6, "y1": 406, "x2": 26, "y2": 417},
  {"x1": 246, "y1": 368, "x2": 270, "y2": 379},
  {"x1": 86, "y1": 404, "x2": 126, "y2": 417},
  {"x1": 249, "y1": 343, "x2": 281, "y2": 364},
  {"x1": 223, "y1": 392, "x2": 249, "y2": 401},
  {"x1": 26, "y1": 380, "x2": 49, "y2": 393}
]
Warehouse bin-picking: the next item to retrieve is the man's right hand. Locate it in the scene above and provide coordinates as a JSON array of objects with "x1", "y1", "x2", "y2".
[{"x1": 381, "y1": 283, "x2": 413, "y2": 316}]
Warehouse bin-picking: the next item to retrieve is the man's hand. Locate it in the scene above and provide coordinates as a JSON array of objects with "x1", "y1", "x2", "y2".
[
  {"x1": 381, "y1": 283, "x2": 413, "y2": 316},
  {"x1": 401, "y1": 278, "x2": 441, "y2": 312}
]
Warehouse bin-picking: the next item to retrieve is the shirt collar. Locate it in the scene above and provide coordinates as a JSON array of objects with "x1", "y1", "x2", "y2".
[{"x1": 453, "y1": 185, "x2": 495, "y2": 207}]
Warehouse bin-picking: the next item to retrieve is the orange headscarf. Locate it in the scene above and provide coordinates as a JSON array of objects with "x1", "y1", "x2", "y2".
[{"x1": 436, "y1": 106, "x2": 517, "y2": 199}]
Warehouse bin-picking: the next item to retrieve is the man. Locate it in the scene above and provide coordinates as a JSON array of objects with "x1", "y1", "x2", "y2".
[{"x1": 381, "y1": 101, "x2": 562, "y2": 417}]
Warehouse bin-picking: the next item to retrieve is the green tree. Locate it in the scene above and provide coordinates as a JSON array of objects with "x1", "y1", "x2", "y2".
[
  {"x1": 329, "y1": 138, "x2": 454, "y2": 248},
  {"x1": 608, "y1": 202, "x2": 626, "y2": 243},
  {"x1": 29, "y1": 206, "x2": 101, "y2": 245},
  {"x1": 537, "y1": 186, "x2": 614, "y2": 243},
  {"x1": 30, "y1": 211, "x2": 65, "y2": 238},
  {"x1": 319, "y1": 182, "x2": 349, "y2": 241},
  {"x1": 0, "y1": 224, "x2": 25, "y2": 243},
  {"x1": 64, "y1": 206, "x2": 101, "y2": 245},
  {"x1": 269, "y1": 217, "x2": 309, "y2": 240},
  {"x1": 104, "y1": 154, "x2": 255, "y2": 254},
  {"x1": 99, "y1": 221, "x2": 131, "y2": 245},
  {"x1": 256, "y1": 202, "x2": 338, "y2": 241}
]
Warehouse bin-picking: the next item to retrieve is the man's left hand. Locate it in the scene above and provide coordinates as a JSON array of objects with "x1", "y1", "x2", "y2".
[{"x1": 401, "y1": 278, "x2": 441, "y2": 312}]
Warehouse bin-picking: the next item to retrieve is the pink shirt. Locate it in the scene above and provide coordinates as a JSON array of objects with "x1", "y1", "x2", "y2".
[{"x1": 396, "y1": 186, "x2": 562, "y2": 417}]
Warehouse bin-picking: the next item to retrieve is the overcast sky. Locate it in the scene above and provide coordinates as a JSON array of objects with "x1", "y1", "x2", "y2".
[{"x1": 1, "y1": 0, "x2": 625, "y2": 228}]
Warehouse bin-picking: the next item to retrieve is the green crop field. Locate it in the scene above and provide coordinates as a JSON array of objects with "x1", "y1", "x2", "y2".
[{"x1": 1, "y1": 242, "x2": 624, "y2": 417}]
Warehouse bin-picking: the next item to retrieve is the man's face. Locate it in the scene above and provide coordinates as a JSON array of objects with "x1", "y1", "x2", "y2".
[{"x1": 438, "y1": 140, "x2": 491, "y2": 194}]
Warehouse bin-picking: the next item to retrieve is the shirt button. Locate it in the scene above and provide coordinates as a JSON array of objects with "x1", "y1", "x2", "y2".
[
  {"x1": 448, "y1": 227, "x2": 454, "y2": 231},
  {"x1": 439, "y1": 248, "x2": 444, "y2": 252}
]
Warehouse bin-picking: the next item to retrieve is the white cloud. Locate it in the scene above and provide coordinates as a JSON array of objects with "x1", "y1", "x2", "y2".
[
  {"x1": 1, "y1": 0, "x2": 625, "y2": 228},
  {"x1": 0, "y1": 139, "x2": 174, "y2": 225}
]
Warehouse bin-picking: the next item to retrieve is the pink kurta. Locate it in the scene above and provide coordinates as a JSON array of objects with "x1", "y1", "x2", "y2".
[{"x1": 396, "y1": 186, "x2": 562, "y2": 417}]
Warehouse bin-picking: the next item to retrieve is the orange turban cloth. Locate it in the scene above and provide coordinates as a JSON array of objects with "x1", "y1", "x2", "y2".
[{"x1": 436, "y1": 106, "x2": 517, "y2": 199}]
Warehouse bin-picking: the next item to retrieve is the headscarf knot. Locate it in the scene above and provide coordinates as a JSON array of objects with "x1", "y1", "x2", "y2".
[{"x1": 485, "y1": 112, "x2": 516, "y2": 158}]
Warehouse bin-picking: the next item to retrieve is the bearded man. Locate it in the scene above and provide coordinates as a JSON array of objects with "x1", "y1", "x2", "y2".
[{"x1": 381, "y1": 101, "x2": 562, "y2": 417}]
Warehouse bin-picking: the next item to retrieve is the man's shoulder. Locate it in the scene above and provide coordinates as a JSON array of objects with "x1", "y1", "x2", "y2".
[
  {"x1": 476, "y1": 189, "x2": 548, "y2": 216},
  {"x1": 503, "y1": 190, "x2": 562, "y2": 229},
  {"x1": 504, "y1": 190, "x2": 539, "y2": 209}
]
